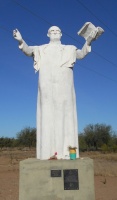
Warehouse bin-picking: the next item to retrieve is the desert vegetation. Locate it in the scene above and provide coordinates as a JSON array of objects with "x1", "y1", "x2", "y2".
[
  {"x1": 0, "y1": 123, "x2": 117, "y2": 153},
  {"x1": 0, "y1": 148, "x2": 117, "y2": 177},
  {"x1": 0, "y1": 123, "x2": 117, "y2": 178}
]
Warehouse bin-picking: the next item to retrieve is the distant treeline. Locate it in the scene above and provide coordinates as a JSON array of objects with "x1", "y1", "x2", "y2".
[
  {"x1": 0, "y1": 124, "x2": 117, "y2": 152},
  {"x1": 0, "y1": 127, "x2": 36, "y2": 149}
]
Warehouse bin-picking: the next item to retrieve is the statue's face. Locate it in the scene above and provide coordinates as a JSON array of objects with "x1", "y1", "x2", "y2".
[{"x1": 47, "y1": 26, "x2": 62, "y2": 41}]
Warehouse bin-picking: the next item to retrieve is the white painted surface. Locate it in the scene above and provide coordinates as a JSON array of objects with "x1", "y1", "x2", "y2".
[{"x1": 13, "y1": 26, "x2": 92, "y2": 160}]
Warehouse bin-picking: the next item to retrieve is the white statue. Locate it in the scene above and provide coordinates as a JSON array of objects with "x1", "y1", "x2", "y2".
[{"x1": 13, "y1": 25, "x2": 100, "y2": 160}]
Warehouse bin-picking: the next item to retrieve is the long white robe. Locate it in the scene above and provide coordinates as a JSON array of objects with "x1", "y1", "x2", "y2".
[{"x1": 19, "y1": 41, "x2": 91, "y2": 160}]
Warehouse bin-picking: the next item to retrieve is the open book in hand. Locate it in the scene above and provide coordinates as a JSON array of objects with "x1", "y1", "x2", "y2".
[{"x1": 77, "y1": 22, "x2": 104, "y2": 41}]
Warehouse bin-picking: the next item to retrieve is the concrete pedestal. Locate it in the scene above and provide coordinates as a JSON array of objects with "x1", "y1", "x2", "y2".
[{"x1": 19, "y1": 158, "x2": 95, "y2": 200}]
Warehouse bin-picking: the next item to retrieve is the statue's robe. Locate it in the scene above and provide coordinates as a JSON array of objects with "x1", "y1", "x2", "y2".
[{"x1": 19, "y1": 41, "x2": 91, "y2": 159}]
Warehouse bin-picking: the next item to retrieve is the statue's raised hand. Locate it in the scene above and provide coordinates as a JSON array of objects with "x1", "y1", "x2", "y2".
[{"x1": 13, "y1": 29, "x2": 23, "y2": 43}]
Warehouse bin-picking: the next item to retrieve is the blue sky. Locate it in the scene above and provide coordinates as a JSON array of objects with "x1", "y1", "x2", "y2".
[{"x1": 0, "y1": 0, "x2": 117, "y2": 138}]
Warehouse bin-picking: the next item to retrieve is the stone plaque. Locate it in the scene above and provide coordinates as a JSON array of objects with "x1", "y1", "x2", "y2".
[
  {"x1": 51, "y1": 170, "x2": 62, "y2": 177},
  {"x1": 63, "y1": 169, "x2": 79, "y2": 190}
]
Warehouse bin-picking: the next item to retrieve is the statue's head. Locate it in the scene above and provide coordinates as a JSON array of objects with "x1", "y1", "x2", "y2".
[{"x1": 47, "y1": 26, "x2": 62, "y2": 42}]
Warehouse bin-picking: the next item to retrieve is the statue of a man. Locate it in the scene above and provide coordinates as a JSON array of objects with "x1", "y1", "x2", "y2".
[{"x1": 13, "y1": 26, "x2": 96, "y2": 160}]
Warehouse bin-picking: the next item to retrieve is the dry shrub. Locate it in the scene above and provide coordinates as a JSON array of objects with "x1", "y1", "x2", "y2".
[
  {"x1": 1, "y1": 149, "x2": 117, "y2": 177},
  {"x1": 94, "y1": 159, "x2": 117, "y2": 176},
  {"x1": 80, "y1": 151, "x2": 117, "y2": 161},
  {"x1": 0, "y1": 148, "x2": 36, "y2": 166},
  {"x1": 80, "y1": 151, "x2": 117, "y2": 176}
]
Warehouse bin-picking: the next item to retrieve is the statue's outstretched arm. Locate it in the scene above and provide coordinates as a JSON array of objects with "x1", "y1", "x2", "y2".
[{"x1": 13, "y1": 29, "x2": 33, "y2": 56}]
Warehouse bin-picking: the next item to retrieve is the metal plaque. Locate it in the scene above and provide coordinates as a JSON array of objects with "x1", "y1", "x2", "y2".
[
  {"x1": 63, "y1": 169, "x2": 79, "y2": 190},
  {"x1": 51, "y1": 169, "x2": 62, "y2": 177}
]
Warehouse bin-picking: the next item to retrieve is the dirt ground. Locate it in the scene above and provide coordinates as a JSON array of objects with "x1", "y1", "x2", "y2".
[{"x1": 0, "y1": 150, "x2": 117, "y2": 200}]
